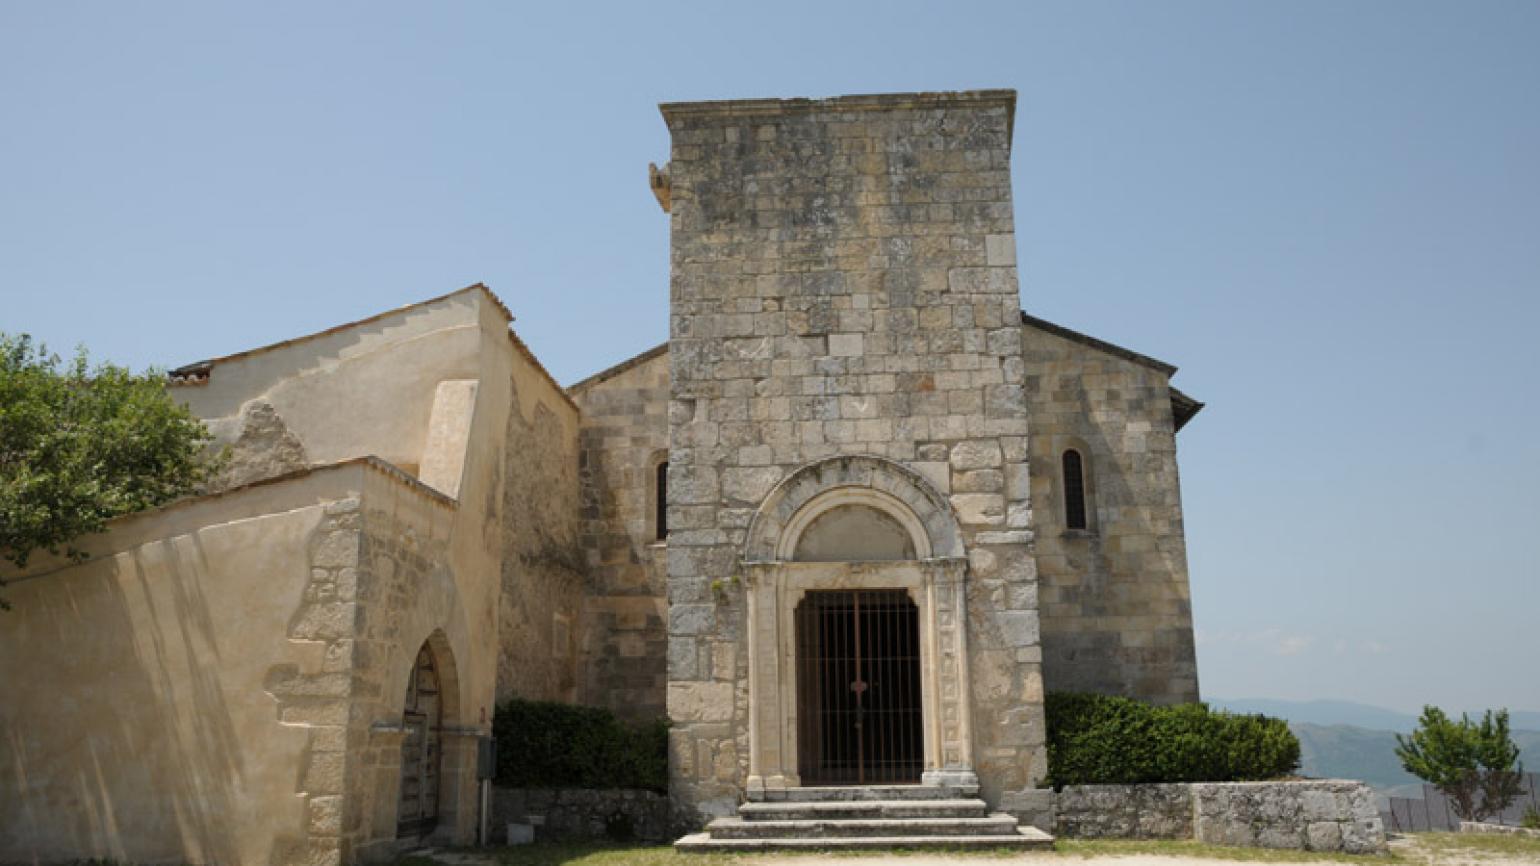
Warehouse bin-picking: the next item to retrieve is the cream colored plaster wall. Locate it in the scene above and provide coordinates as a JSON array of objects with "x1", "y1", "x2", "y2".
[
  {"x1": 179, "y1": 289, "x2": 490, "y2": 488},
  {"x1": 1021, "y1": 325, "x2": 1199, "y2": 704},
  {"x1": 571, "y1": 351, "x2": 670, "y2": 721},
  {"x1": 1, "y1": 286, "x2": 586, "y2": 866},
  {"x1": 347, "y1": 298, "x2": 570, "y2": 860},
  {"x1": 0, "y1": 471, "x2": 361, "y2": 866}
]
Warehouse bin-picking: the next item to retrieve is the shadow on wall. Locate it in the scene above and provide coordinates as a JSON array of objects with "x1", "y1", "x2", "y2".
[
  {"x1": 2, "y1": 536, "x2": 259, "y2": 864},
  {"x1": 498, "y1": 378, "x2": 587, "y2": 706},
  {"x1": 1035, "y1": 379, "x2": 1195, "y2": 701}
]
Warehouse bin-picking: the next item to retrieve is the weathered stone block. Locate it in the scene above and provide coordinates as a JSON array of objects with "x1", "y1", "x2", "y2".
[
  {"x1": 828, "y1": 333, "x2": 865, "y2": 357},
  {"x1": 668, "y1": 681, "x2": 735, "y2": 722},
  {"x1": 999, "y1": 611, "x2": 1041, "y2": 647},
  {"x1": 950, "y1": 493, "x2": 1005, "y2": 525},
  {"x1": 669, "y1": 604, "x2": 716, "y2": 635},
  {"x1": 949, "y1": 440, "x2": 1002, "y2": 470}
]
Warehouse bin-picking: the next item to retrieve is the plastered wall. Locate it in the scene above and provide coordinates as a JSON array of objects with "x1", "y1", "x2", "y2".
[{"x1": 0, "y1": 469, "x2": 355, "y2": 865}]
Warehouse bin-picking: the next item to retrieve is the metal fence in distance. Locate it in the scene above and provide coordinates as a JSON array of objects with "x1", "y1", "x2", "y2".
[{"x1": 1380, "y1": 773, "x2": 1540, "y2": 832}]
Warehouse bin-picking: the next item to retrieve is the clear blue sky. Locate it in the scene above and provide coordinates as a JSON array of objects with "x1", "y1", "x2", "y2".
[{"x1": 4, "y1": 2, "x2": 1536, "y2": 717}]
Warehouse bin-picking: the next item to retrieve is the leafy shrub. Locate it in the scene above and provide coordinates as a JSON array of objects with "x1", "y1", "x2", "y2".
[
  {"x1": 1522, "y1": 804, "x2": 1540, "y2": 830},
  {"x1": 493, "y1": 698, "x2": 667, "y2": 792},
  {"x1": 1, "y1": 334, "x2": 218, "y2": 607},
  {"x1": 1044, "y1": 691, "x2": 1300, "y2": 788},
  {"x1": 1395, "y1": 706, "x2": 1526, "y2": 822}
]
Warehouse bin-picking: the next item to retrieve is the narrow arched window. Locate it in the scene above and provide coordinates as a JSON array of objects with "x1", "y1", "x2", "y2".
[
  {"x1": 655, "y1": 460, "x2": 669, "y2": 541},
  {"x1": 1062, "y1": 449, "x2": 1088, "y2": 530}
]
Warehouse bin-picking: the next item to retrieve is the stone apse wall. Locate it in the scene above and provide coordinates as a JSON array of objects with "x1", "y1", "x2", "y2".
[
  {"x1": 1022, "y1": 320, "x2": 1199, "y2": 704},
  {"x1": 661, "y1": 91, "x2": 1050, "y2": 824}
]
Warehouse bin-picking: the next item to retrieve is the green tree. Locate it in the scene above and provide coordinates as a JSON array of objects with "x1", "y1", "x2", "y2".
[
  {"x1": 0, "y1": 334, "x2": 217, "y2": 607},
  {"x1": 1395, "y1": 706, "x2": 1525, "y2": 822}
]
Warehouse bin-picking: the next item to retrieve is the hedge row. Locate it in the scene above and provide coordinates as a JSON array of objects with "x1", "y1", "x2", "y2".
[
  {"x1": 1044, "y1": 691, "x2": 1300, "y2": 789},
  {"x1": 492, "y1": 698, "x2": 668, "y2": 793}
]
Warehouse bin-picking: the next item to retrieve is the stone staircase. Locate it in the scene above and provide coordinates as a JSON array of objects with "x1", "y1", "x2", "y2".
[{"x1": 675, "y1": 785, "x2": 1054, "y2": 852}]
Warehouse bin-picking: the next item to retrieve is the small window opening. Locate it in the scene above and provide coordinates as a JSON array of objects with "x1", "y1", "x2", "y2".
[
  {"x1": 655, "y1": 460, "x2": 669, "y2": 541},
  {"x1": 1062, "y1": 449, "x2": 1088, "y2": 530}
]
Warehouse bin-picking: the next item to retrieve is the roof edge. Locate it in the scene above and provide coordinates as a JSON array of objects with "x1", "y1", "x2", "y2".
[
  {"x1": 508, "y1": 327, "x2": 580, "y2": 413},
  {"x1": 568, "y1": 341, "x2": 669, "y2": 393},
  {"x1": 1021, "y1": 312, "x2": 1179, "y2": 377},
  {"x1": 7, "y1": 455, "x2": 456, "y2": 583},
  {"x1": 1170, "y1": 387, "x2": 1205, "y2": 432},
  {"x1": 661, "y1": 89, "x2": 1016, "y2": 142},
  {"x1": 169, "y1": 282, "x2": 507, "y2": 385}
]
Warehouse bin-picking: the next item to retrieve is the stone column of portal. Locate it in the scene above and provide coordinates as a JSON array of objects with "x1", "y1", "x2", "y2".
[{"x1": 660, "y1": 90, "x2": 1051, "y2": 829}]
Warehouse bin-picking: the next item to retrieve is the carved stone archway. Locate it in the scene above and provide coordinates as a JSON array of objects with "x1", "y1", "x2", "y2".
[
  {"x1": 740, "y1": 456, "x2": 977, "y2": 797},
  {"x1": 745, "y1": 456, "x2": 964, "y2": 564}
]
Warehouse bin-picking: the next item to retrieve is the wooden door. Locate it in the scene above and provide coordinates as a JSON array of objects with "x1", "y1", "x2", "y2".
[{"x1": 397, "y1": 644, "x2": 442, "y2": 837}]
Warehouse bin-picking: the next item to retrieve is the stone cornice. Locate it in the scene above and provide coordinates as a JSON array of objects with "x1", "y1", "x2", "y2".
[{"x1": 660, "y1": 89, "x2": 1016, "y2": 142}]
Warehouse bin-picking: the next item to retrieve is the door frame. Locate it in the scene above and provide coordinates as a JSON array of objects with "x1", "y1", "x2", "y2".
[{"x1": 742, "y1": 558, "x2": 977, "y2": 796}]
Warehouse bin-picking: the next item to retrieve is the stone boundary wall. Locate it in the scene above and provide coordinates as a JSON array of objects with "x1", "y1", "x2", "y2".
[
  {"x1": 1460, "y1": 822, "x2": 1540, "y2": 838},
  {"x1": 491, "y1": 788, "x2": 671, "y2": 843},
  {"x1": 1054, "y1": 783, "x2": 1193, "y2": 839},
  {"x1": 1055, "y1": 780, "x2": 1386, "y2": 854}
]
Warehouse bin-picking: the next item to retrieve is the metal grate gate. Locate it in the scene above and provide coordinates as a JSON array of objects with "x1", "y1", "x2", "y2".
[{"x1": 795, "y1": 589, "x2": 924, "y2": 785}]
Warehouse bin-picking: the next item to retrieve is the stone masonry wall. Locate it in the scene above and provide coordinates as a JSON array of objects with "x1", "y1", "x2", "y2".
[
  {"x1": 662, "y1": 91, "x2": 1048, "y2": 823},
  {"x1": 571, "y1": 349, "x2": 670, "y2": 721},
  {"x1": 347, "y1": 491, "x2": 469, "y2": 863},
  {"x1": 491, "y1": 787, "x2": 672, "y2": 843},
  {"x1": 497, "y1": 379, "x2": 587, "y2": 704},
  {"x1": 1192, "y1": 781, "x2": 1385, "y2": 854},
  {"x1": 263, "y1": 498, "x2": 365, "y2": 866},
  {"x1": 1022, "y1": 322, "x2": 1198, "y2": 704},
  {"x1": 1056, "y1": 781, "x2": 1387, "y2": 854},
  {"x1": 1054, "y1": 783, "x2": 1193, "y2": 840}
]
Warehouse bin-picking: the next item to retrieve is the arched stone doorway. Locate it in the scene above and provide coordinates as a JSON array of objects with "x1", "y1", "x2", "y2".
[
  {"x1": 396, "y1": 634, "x2": 459, "y2": 841},
  {"x1": 740, "y1": 456, "x2": 977, "y2": 796}
]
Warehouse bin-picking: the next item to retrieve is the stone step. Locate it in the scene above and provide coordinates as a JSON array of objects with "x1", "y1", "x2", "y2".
[
  {"x1": 676, "y1": 826, "x2": 1055, "y2": 853},
  {"x1": 706, "y1": 814, "x2": 1023, "y2": 839},
  {"x1": 738, "y1": 798, "x2": 990, "y2": 821},
  {"x1": 747, "y1": 784, "x2": 977, "y2": 802}
]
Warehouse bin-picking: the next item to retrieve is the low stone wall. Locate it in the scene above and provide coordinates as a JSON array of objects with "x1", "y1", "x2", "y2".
[
  {"x1": 1055, "y1": 780, "x2": 1386, "y2": 854},
  {"x1": 1055, "y1": 784, "x2": 1193, "y2": 839},
  {"x1": 1192, "y1": 781, "x2": 1384, "y2": 854},
  {"x1": 491, "y1": 787, "x2": 671, "y2": 843},
  {"x1": 1460, "y1": 821, "x2": 1540, "y2": 838}
]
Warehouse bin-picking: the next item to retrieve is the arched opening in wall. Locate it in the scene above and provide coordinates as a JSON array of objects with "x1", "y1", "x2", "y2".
[
  {"x1": 1062, "y1": 449, "x2": 1089, "y2": 531},
  {"x1": 791, "y1": 504, "x2": 917, "y2": 562},
  {"x1": 397, "y1": 641, "x2": 445, "y2": 840}
]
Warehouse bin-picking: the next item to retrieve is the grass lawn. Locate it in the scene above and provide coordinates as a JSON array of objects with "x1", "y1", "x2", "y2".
[
  {"x1": 1401, "y1": 832, "x2": 1540, "y2": 861},
  {"x1": 395, "y1": 833, "x2": 1540, "y2": 865},
  {"x1": 393, "y1": 833, "x2": 1540, "y2": 866}
]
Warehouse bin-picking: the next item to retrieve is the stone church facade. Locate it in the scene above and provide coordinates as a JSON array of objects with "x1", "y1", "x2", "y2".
[{"x1": 0, "y1": 90, "x2": 1200, "y2": 864}]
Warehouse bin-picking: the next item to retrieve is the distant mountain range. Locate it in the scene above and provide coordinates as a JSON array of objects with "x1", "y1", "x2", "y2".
[{"x1": 1208, "y1": 698, "x2": 1540, "y2": 803}]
